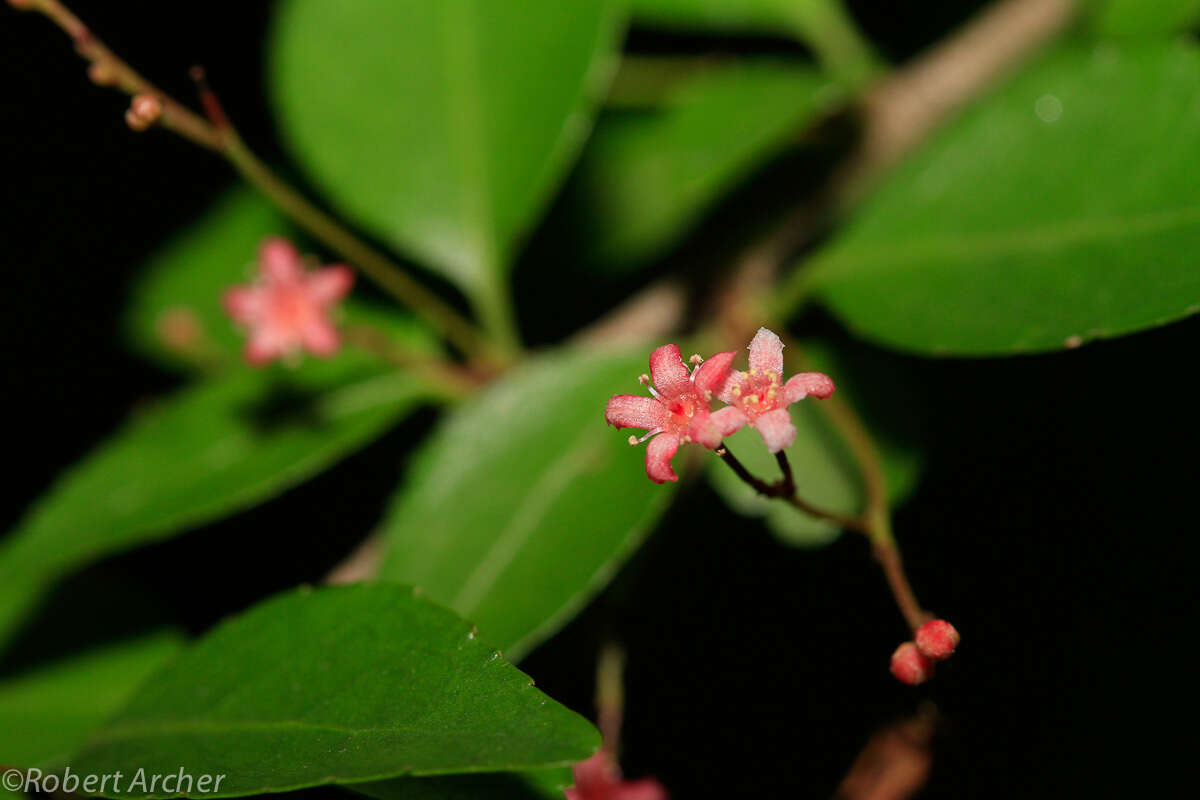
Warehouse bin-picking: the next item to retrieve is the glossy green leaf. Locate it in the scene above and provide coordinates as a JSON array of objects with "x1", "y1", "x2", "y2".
[
  {"x1": 126, "y1": 188, "x2": 437, "y2": 372},
  {"x1": 379, "y1": 347, "x2": 676, "y2": 661},
  {"x1": 270, "y1": 0, "x2": 622, "y2": 323},
  {"x1": 0, "y1": 360, "x2": 430, "y2": 647},
  {"x1": 352, "y1": 768, "x2": 570, "y2": 800},
  {"x1": 708, "y1": 341, "x2": 921, "y2": 547},
  {"x1": 562, "y1": 61, "x2": 838, "y2": 271},
  {"x1": 1089, "y1": 0, "x2": 1200, "y2": 35},
  {"x1": 801, "y1": 40, "x2": 1200, "y2": 355},
  {"x1": 0, "y1": 632, "x2": 183, "y2": 769},
  {"x1": 70, "y1": 585, "x2": 598, "y2": 798}
]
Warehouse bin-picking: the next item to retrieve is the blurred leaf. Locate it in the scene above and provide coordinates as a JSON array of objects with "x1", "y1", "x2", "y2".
[
  {"x1": 562, "y1": 60, "x2": 838, "y2": 272},
  {"x1": 70, "y1": 585, "x2": 598, "y2": 797},
  {"x1": 353, "y1": 768, "x2": 570, "y2": 800},
  {"x1": 630, "y1": 0, "x2": 879, "y2": 88},
  {"x1": 1088, "y1": 0, "x2": 1200, "y2": 35},
  {"x1": 270, "y1": 0, "x2": 623, "y2": 324},
  {"x1": 800, "y1": 40, "x2": 1200, "y2": 355},
  {"x1": 0, "y1": 631, "x2": 183, "y2": 769},
  {"x1": 379, "y1": 347, "x2": 676, "y2": 661},
  {"x1": 0, "y1": 359, "x2": 430, "y2": 648},
  {"x1": 126, "y1": 188, "x2": 437, "y2": 372},
  {"x1": 708, "y1": 340, "x2": 921, "y2": 547}
]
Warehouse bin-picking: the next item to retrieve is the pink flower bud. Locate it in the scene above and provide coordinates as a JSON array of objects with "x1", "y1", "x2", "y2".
[
  {"x1": 890, "y1": 642, "x2": 933, "y2": 686},
  {"x1": 125, "y1": 94, "x2": 162, "y2": 132},
  {"x1": 915, "y1": 619, "x2": 960, "y2": 662}
]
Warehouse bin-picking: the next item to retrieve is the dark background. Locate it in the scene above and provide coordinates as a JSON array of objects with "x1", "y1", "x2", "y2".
[{"x1": 2, "y1": 2, "x2": 1195, "y2": 797}]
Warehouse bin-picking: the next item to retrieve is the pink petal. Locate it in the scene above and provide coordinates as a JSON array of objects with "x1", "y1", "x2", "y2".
[
  {"x1": 686, "y1": 411, "x2": 723, "y2": 450},
  {"x1": 784, "y1": 371, "x2": 835, "y2": 402},
  {"x1": 301, "y1": 317, "x2": 341, "y2": 356},
  {"x1": 710, "y1": 406, "x2": 748, "y2": 438},
  {"x1": 307, "y1": 264, "x2": 355, "y2": 305},
  {"x1": 245, "y1": 329, "x2": 286, "y2": 366},
  {"x1": 753, "y1": 407, "x2": 797, "y2": 453},
  {"x1": 645, "y1": 433, "x2": 680, "y2": 483},
  {"x1": 716, "y1": 370, "x2": 747, "y2": 404},
  {"x1": 606, "y1": 395, "x2": 668, "y2": 431},
  {"x1": 692, "y1": 350, "x2": 735, "y2": 395},
  {"x1": 648, "y1": 344, "x2": 690, "y2": 401},
  {"x1": 615, "y1": 779, "x2": 670, "y2": 800},
  {"x1": 571, "y1": 752, "x2": 617, "y2": 793},
  {"x1": 259, "y1": 237, "x2": 303, "y2": 283},
  {"x1": 748, "y1": 327, "x2": 784, "y2": 374},
  {"x1": 223, "y1": 286, "x2": 262, "y2": 324}
]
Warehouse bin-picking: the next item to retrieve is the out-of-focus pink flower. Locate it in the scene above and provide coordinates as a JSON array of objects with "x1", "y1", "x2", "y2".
[
  {"x1": 223, "y1": 238, "x2": 354, "y2": 366},
  {"x1": 565, "y1": 751, "x2": 668, "y2": 800},
  {"x1": 716, "y1": 327, "x2": 835, "y2": 453},
  {"x1": 605, "y1": 344, "x2": 741, "y2": 484}
]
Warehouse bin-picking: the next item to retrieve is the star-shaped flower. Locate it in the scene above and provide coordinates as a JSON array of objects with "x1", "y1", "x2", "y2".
[
  {"x1": 605, "y1": 344, "x2": 743, "y2": 483},
  {"x1": 716, "y1": 327, "x2": 835, "y2": 453},
  {"x1": 564, "y1": 751, "x2": 668, "y2": 800},
  {"x1": 223, "y1": 238, "x2": 354, "y2": 366}
]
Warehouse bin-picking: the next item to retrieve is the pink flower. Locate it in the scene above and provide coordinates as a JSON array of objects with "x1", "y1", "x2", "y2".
[
  {"x1": 605, "y1": 344, "x2": 743, "y2": 484},
  {"x1": 565, "y1": 751, "x2": 668, "y2": 800},
  {"x1": 223, "y1": 238, "x2": 354, "y2": 366},
  {"x1": 716, "y1": 327, "x2": 835, "y2": 453}
]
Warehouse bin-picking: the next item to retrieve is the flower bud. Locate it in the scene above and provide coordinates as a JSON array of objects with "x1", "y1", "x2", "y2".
[
  {"x1": 915, "y1": 619, "x2": 960, "y2": 662},
  {"x1": 125, "y1": 94, "x2": 162, "y2": 132},
  {"x1": 889, "y1": 642, "x2": 933, "y2": 686}
]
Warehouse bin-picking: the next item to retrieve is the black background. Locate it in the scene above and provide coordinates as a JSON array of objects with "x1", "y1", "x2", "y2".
[{"x1": 2, "y1": 2, "x2": 1196, "y2": 798}]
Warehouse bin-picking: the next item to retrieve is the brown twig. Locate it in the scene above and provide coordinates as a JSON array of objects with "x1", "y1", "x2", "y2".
[{"x1": 13, "y1": 0, "x2": 497, "y2": 363}]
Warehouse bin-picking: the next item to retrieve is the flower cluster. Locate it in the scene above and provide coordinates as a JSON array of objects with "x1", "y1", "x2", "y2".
[
  {"x1": 565, "y1": 751, "x2": 668, "y2": 800},
  {"x1": 605, "y1": 328, "x2": 835, "y2": 483},
  {"x1": 224, "y1": 237, "x2": 354, "y2": 366},
  {"x1": 889, "y1": 619, "x2": 961, "y2": 685}
]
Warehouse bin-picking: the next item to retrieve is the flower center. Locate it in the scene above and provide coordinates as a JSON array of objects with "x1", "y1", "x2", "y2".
[{"x1": 731, "y1": 368, "x2": 782, "y2": 419}]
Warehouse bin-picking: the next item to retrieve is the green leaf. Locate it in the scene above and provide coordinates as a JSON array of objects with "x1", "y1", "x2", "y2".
[
  {"x1": 378, "y1": 347, "x2": 676, "y2": 661},
  {"x1": 0, "y1": 360, "x2": 430, "y2": 647},
  {"x1": 0, "y1": 632, "x2": 184, "y2": 769},
  {"x1": 1088, "y1": 0, "x2": 1200, "y2": 36},
  {"x1": 708, "y1": 340, "x2": 921, "y2": 547},
  {"x1": 561, "y1": 60, "x2": 839, "y2": 271},
  {"x1": 270, "y1": 0, "x2": 623, "y2": 327},
  {"x1": 800, "y1": 40, "x2": 1200, "y2": 355},
  {"x1": 352, "y1": 768, "x2": 570, "y2": 800},
  {"x1": 630, "y1": 0, "x2": 880, "y2": 88},
  {"x1": 70, "y1": 585, "x2": 598, "y2": 798},
  {"x1": 126, "y1": 188, "x2": 437, "y2": 372}
]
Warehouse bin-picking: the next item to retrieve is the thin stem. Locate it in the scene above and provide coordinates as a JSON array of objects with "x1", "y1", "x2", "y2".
[
  {"x1": 341, "y1": 323, "x2": 480, "y2": 399},
  {"x1": 20, "y1": 0, "x2": 221, "y2": 150},
  {"x1": 17, "y1": 0, "x2": 499, "y2": 364},
  {"x1": 222, "y1": 135, "x2": 490, "y2": 360},
  {"x1": 716, "y1": 445, "x2": 867, "y2": 533},
  {"x1": 595, "y1": 641, "x2": 626, "y2": 758},
  {"x1": 789, "y1": 0, "x2": 884, "y2": 92}
]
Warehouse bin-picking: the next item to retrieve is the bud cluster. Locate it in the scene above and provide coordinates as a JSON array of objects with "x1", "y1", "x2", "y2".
[{"x1": 889, "y1": 619, "x2": 960, "y2": 686}]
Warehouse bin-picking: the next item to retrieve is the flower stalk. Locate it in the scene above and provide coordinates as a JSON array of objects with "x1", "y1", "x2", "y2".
[{"x1": 14, "y1": 0, "x2": 499, "y2": 365}]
